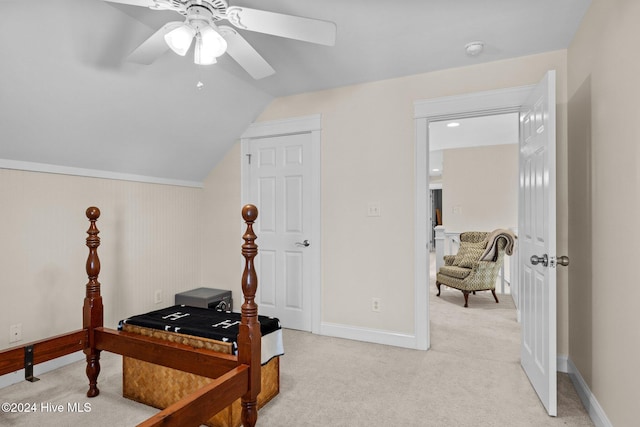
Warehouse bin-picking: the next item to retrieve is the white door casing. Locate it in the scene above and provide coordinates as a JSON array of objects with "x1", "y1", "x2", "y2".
[
  {"x1": 519, "y1": 71, "x2": 557, "y2": 416},
  {"x1": 241, "y1": 115, "x2": 321, "y2": 333},
  {"x1": 414, "y1": 84, "x2": 536, "y2": 351}
]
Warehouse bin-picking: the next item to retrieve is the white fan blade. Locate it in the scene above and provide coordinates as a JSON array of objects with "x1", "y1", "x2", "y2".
[
  {"x1": 226, "y1": 6, "x2": 336, "y2": 46},
  {"x1": 219, "y1": 26, "x2": 275, "y2": 80},
  {"x1": 127, "y1": 21, "x2": 182, "y2": 64},
  {"x1": 101, "y1": 0, "x2": 158, "y2": 7}
]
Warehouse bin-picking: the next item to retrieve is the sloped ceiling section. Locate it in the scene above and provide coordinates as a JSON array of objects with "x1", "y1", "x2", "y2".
[
  {"x1": 0, "y1": 0, "x2": 591, "y2": 185},
  {"x1": 0, "y1": 0, "x2": 273, "y2": 185}
]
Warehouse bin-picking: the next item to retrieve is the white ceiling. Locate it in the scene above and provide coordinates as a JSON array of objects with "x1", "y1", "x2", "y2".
[
  {"x1": 0, "y1": 0, "x2": 592, "y2": 184},
  {"x1": 429, "y1": 113, "x2": 519, "y2": 176}
]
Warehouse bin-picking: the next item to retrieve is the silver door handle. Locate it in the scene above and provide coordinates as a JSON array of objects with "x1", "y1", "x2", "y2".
[
  {"x1": 556, "y1": 256, "x2": 570, "y2": 267},
  {"x1": 530, "y1": 254, "x2": 548, "y2": 267},
  {"x1": 295, "y1": 240, "x2": 310, "y2": 247}
]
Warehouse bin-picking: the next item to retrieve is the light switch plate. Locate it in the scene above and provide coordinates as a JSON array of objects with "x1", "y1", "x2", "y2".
[{"x1": 367, "y1": 202, "x2": 381, "y2": 217}]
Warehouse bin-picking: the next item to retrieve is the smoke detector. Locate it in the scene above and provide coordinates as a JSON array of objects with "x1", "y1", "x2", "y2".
[{"x1": 465, "y1": 41, "x2": 485, "y2": 57}]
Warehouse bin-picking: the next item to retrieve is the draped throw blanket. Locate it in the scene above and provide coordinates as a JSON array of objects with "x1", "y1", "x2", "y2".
[{"x1": 479, "y1": 229, "x2": 517, "y2": 261}]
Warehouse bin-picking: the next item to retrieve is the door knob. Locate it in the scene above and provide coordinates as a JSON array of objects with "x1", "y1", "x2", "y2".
[
  {"x1": 556, "y1": 255, "x2": 570, "y2": 266},
  {"x1": 295, "y1": 240, "x2": 310, "y2": 247},
  {"x1": 530, "y1": 254, "x2": 548, "y2": 267}
]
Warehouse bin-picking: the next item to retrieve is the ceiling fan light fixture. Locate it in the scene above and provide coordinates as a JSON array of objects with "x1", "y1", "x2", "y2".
[
  {"x1": 119, "y1": 0, "x2": 336, "y2": 79},
  {"x1": 164, "y1": 24, "x2": 196, "y2": 56},
  {"x1": 194, "y1": 25, "x2": 228, "y2": 65}
]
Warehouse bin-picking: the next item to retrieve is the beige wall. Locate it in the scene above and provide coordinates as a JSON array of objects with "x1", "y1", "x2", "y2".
[
  {"x1": 0, "y1": 169, "x2": 203, "y2": 350},
  {"x1": 1, "y1": 50, "x2": 572, "y2": 356},
  {"x1": 204, "y1": 50, "x2": 570, "y2": 345},
  {"x1": 567, "y1": 0, "x2": 640, "y2": 425},
  {"x1": 442, "y1": 144, "x2": 518, "y2": 232},
  {"x1": 201, "y1": 144, "x2": 245, "y2": 303}
]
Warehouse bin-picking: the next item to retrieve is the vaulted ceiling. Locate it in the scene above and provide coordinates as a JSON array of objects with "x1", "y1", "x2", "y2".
[{"x1": 0, "y1": 0, "x2": 591, "y2": 185}]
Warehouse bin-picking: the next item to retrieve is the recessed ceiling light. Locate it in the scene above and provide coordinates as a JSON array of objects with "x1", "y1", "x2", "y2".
[
  {"x1": 432, "y1": 168, "x2": 441, "y2": 172},
  {"x1": 447, "y1": 122, "x2": 460, "y2": 128}
]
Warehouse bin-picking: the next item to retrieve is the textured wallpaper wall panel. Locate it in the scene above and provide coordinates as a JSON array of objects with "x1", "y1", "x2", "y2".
[{"x1": 0, "y1": 169, "x2": 202, "y2": 349}]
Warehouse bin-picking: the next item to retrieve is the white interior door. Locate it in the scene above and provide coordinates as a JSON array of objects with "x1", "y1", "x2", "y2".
[
  {"x1": 247, "y1": 133, "x2": 314, "y2": 331},
  {"x1": 519, "y1": 70, "x2": 557, "y2": 416}
]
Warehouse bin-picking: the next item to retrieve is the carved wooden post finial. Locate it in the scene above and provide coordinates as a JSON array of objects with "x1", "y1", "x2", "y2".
[
  {"x1": 239, "y1": 204, "x2": 260, "y2": 427},
  {"x1": 83, "y1": 206, "x2": 103, "y2": 397},
  {"x1": 241, "y1": 204, "x2": 259, "y2": 309},
  {"x1": 85, "y1": 207, "x2": 101, "y2": 294}
]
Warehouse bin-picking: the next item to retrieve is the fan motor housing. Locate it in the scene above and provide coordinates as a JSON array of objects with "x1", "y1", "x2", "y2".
[{"x1": 168, "y1": 0, "x2": 228, "y2": 21}]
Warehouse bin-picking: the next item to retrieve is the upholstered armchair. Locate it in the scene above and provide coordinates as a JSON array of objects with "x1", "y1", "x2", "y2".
[{"x1": 436, "y1": 230, "x2": 515, "y2": 307}]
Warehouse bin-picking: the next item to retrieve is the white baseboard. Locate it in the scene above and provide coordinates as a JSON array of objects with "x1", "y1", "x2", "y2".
[
  {"x1": 320, "y1": 322, "x2": 419, "y2": 349},
  {"x1": 557, "y1": 354, "x2": 569, "y2": 373},
  {"x1": 0, "y1": 351, "x2": 85, "y2": 390},
  {"x1": 566, "y1": 358, "x2": 613, "y2": 427}
]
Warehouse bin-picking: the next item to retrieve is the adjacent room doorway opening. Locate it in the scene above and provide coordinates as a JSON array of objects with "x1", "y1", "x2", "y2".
[
  {"x1": 428, "y1": 112, "x2": 520, "y2": 298},
  {"x1": 413, "y1": 86, "x2": 535, "y2": 351}
]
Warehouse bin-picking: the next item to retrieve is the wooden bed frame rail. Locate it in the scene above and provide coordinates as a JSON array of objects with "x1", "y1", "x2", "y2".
[
  {"x1": 0, "y1": 205, "x2": 262, "y2": 427},
  {"x1": 0, "y1": 330, "x2": 85, "y2": 378}
]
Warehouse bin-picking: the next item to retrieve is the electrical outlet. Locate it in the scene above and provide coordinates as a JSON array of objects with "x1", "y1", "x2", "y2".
[
  {"x1": 372, "y1": 297, "x2": 381, "y2": 312},
  {"x1": 154, "y1": 290, "x2": 163, "y2": 304},
  {"x1": 9, "y1": 323, "x2": 22, "y2": 343}
]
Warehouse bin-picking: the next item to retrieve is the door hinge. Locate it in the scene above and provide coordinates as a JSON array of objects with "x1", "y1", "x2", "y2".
[{"x1": 246, "y1": 153, "x2": 252, "y2": 165}]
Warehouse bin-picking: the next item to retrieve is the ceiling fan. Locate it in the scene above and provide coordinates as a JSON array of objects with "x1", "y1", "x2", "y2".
[{"x1": 102, "y1": 0, "x2": 337, "y2": 79}]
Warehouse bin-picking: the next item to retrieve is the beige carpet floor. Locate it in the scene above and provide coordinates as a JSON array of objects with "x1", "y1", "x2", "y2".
[{"x1": 0, "y1": 278, "x2": 593, "y2": 426}]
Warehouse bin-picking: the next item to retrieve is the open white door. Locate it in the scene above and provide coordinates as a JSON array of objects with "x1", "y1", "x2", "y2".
[{"x1": 519, "y1": 70, "x2": 557, "y2": 416}]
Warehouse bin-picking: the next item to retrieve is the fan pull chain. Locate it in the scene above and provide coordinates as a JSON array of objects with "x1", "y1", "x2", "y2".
[{"x1": 196, "y1": 65, "x2": 205, "y2": 90}]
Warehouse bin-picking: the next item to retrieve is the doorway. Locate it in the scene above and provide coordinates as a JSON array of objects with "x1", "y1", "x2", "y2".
[
  {"x1": 428, "y1": 113, "x2": 519, "y2": 296},
  {"x1": 413, "y1": 84, "x2": 536, "y2": 351}
]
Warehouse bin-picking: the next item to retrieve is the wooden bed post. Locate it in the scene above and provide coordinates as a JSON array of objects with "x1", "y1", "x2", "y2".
[
  {"x1": 83, "y1": 206, "x2": 103, "y2": 397},
  {"x1": 239, "y1": 204, "x2": 261, "y2": 427}
]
